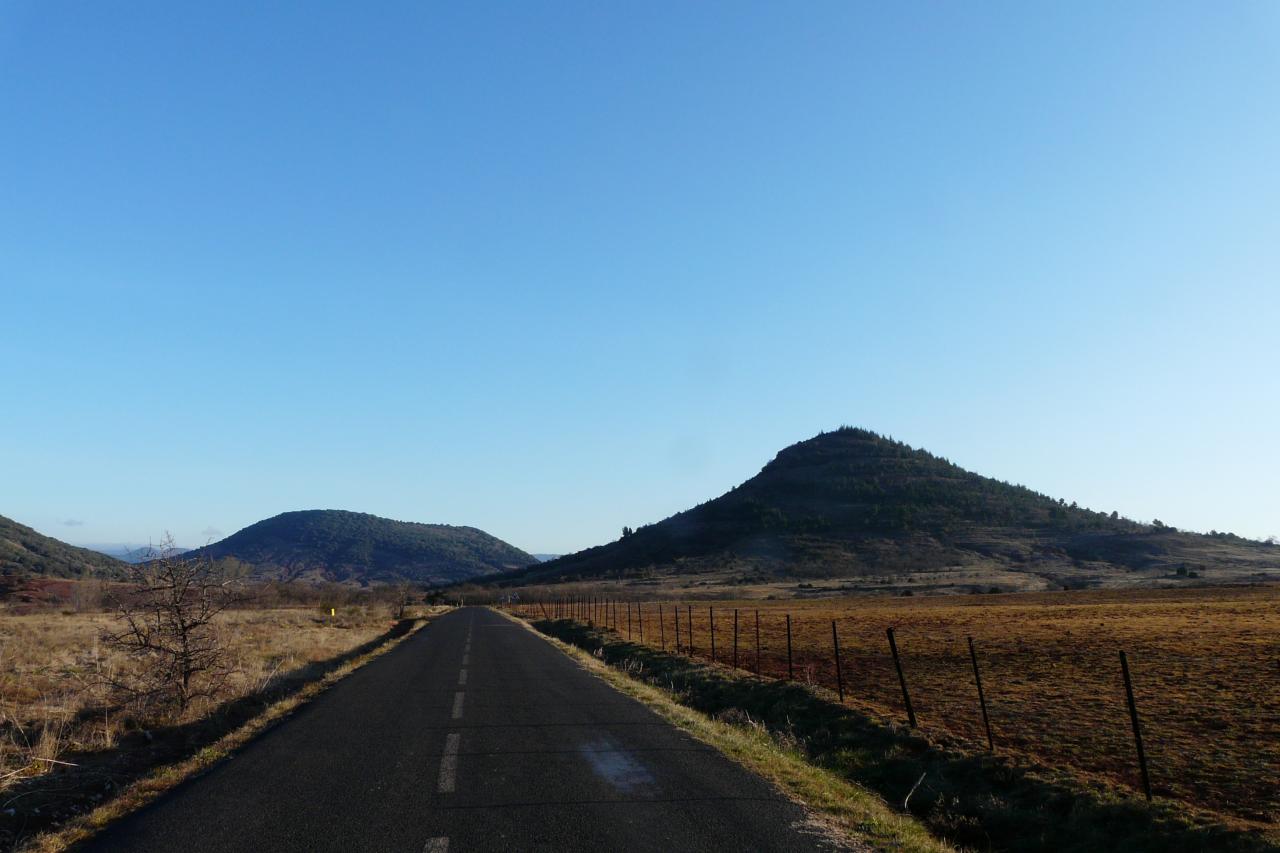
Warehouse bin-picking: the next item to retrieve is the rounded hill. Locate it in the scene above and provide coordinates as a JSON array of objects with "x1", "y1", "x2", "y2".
[
  {"x1": 190, "y1": 509, "x2": 536, "y2": 586},
  {"x1": 495, "y1": 428, "x2": 1278, "y2": 591}
]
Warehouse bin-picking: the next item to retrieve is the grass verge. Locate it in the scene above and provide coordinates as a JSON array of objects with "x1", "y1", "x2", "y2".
[
  {"x1": 15, "y1": 613, "x2": 436, "y2": 852},
  {"x1": 517, "y1": 613, "x2": 1279, "y2": 853},
  {"x1": 496, "y1": 608, "x2": 950, "y2": 853}
]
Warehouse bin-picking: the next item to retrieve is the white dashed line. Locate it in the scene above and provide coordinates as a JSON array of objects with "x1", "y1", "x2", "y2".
[
  {"x1": 461, "y1": 653, "x2": 469, "y2": 666},
  {"x1": 451, "y1": 691, "x2": 465, "y2": 719},
  {"x1": 424, "y1": 836, "x2": 449, "y2": 852},
  {"x1": 437, "y1": 733, "x2": 460, "y2": 793},
  {"x1": 458, "y1": 668, "x2": 467, "y2": 686}
]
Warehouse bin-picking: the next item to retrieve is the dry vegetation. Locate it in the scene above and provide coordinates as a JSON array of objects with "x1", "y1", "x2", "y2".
[
  {"x1": 515, "y1": 585, "x2": 1279, "y2": 826},
  {"x1": 0, "y1": 603, "x2": 403, "y2": 846}
]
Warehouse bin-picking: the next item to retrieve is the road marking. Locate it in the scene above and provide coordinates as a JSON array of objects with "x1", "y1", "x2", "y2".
[
  {"x1": 457, "y1": 668, "x2": 467, "y2": 686},
  {"x1": 424, "y1": 836, "x2": 449, "y2": 852},
  {"x1": 451, "y1": 691, "x2": 465, "y2": 719},
  {"x1": 461, "y1": 653, "x2": 469, "y2": 666},
  {"x1": 437, "y1": 733, "x2": 460, "y2": 793}
]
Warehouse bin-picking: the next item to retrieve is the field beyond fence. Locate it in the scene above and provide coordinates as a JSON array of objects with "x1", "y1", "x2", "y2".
[{"x1": 510, "y1": 585, "x2": 1279, "y2": 825}]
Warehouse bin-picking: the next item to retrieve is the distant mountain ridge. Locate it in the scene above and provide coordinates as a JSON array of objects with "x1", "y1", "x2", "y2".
[
  {"x1": 188, "y1": 510, "x2": 536, "y2": 586},
  {"x1": 496, "y1": 428, "x2": 1279, "y2": 590},
  {"x1": 0, "y1": 515, "x2": 128, "y2": 579},
  {"x1": 81, "y1": 543, "x2": 191, "y2": 563}
]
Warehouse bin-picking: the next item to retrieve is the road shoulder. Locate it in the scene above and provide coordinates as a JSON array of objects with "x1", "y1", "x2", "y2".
[
  {"x1": 22, "y1": 616, "x2": 435, "y2": 853},
  {"x1": 494, "y1": 608, "x2": 949, "y2": 853}
]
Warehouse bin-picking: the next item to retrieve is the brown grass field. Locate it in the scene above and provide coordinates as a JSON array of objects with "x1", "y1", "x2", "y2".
[
  {"x1": 0, "y1": 606, "x2": 392, "y2": 811},
  {"x1": 521, "y1": 585, "x2": 1279, "y2": 825}
]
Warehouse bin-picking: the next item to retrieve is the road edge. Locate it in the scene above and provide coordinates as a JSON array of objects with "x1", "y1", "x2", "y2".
[
  {"x1": 22, "y1": 612, "x2": 441, "y2": 853},
  {"x1": 492, "y1": 607, "x2": 951, "y2": 853}
]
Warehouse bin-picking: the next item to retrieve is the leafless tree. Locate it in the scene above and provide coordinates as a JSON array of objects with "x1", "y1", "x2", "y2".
[
  {"x1": 392, "y1": 582, "x2": 415, "y2": 620},
  {"x1": 69, "y1": 577, "x2": 110, "y2": 612},
  {"x1": 105, "y1": 536, "x2": 239, "y2": 716}
]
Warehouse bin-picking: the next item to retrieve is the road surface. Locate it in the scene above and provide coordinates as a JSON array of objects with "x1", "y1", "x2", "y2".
[{"x1": 88, "y1": 607, "x2": 846, "y2": 852}]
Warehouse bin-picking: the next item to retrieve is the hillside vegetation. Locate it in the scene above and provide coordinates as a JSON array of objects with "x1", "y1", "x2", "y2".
[
  {"x1": 499, "y1": 428, "x2": 1278, "y2": 592},
  {"x1": 0, "y1": 515, "x2": 127, "y2": 579},
  {"x1": 189, "y1": 510, "x2": 535, "y2": 586}
]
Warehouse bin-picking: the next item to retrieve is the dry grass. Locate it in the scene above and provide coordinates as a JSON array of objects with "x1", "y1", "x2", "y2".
[
  {"x1": 520, "y1": 585, "x2": 1279, "y2": 825},
  {"x1": 24, "y1": 612, "x2": 434, "y2": 853},
  {"x1": 0, "y1": 605, "x2": 406, "y2": 844}
]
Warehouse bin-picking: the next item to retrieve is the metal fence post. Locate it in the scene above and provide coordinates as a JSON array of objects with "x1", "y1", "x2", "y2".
[
  {"x1": 832, "y1": 620, "x2": 845, "y2": 702},
  {"x1": 886, "y1": 627, "x2": 917, "y2": 728},
  {"x1": 1120, "y1": 650, "x2": 1153, "y2": 801},
  {"x1": 755, "y1": 610, "x2": 761, "y2": 674},
  {"x1": 733, "y1": 609, "x2": 739, "y2": 669},
  {"x1": 785, "y1": 614, "x2": 794, "y2": 680},
  {"x1": 709, "y1": 607, "x2": 716, "y2": 662},
  {"x1": 967, "y1": 636, "x2": 994, "y2": 751}
]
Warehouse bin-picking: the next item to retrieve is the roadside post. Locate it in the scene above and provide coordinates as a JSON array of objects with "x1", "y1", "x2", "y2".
[{"x1": 887, "y1": 627, "x2": 917, "y2": 728}]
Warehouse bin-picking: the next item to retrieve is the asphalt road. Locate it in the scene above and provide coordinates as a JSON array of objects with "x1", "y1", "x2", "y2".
[{"x1": 87, "y1": 607, "x2": 847, "y2": 852}]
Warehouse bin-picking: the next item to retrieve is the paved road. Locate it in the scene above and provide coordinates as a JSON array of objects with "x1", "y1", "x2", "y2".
[{"x1": 88, "y1": 607, "x2": 846, "y2": 852}]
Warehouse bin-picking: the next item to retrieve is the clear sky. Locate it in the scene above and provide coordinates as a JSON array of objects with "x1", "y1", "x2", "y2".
[{"x1": 3, "y1": 2, "x2": 1277, "y2": 554}]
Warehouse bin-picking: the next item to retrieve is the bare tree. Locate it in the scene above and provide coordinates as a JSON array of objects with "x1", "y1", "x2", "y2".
[
  {"x1": 69, "y1": 577, "x2": 110, "y2": 612},
  {"x1": 105, "y1": 536, "x2": 239, "y2": 716},
  {"x1": 392, "y1": 582, "x2": 415, "y2": 620}
]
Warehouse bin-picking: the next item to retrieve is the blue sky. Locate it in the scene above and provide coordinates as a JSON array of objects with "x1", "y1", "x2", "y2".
[{"x1": 2, "y1": 2, "x2": 1277, "y2": 553}]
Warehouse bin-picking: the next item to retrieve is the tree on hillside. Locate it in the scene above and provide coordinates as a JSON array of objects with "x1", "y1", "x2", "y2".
[{"x1": 105, "y1": 536, "x2": 240, "y2": 716}]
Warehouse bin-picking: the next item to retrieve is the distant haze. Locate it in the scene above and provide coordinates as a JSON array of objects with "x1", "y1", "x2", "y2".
[{"x1": 80, "y1": 544, "x2": 191, "y2": 563}]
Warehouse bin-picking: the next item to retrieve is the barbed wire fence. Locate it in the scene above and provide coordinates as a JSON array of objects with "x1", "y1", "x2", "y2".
[{"x1": 497, "y1": 593, "x2": 1263, "y2": 811}]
